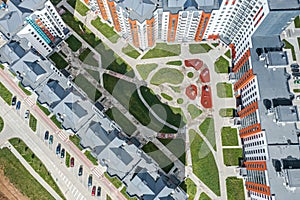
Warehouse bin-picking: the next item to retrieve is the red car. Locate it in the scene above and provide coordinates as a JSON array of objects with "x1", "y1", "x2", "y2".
[
  {"x1": 70, "y1": 157, "x2": 74, "y2": 167},
  {"x1": 91, "y1": 186, "x2": 96, "y2": 196}
]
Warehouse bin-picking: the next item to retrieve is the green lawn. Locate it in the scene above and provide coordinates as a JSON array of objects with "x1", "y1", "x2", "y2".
[
  {"x1": 225, "y1": 50, "x2": 231, "y2": 59},
  {"x1": 86, "y1": 69, "x2": 100, "y2": 82},
  {"x1": 226, "y1": 177, "x2": 245, "y2": 200},
  {"x1": 187, "y1": 72, "x2": 194, "y2": 78},
  {"x1": 105, "y1": 107, "x2": 137, "y2": 136},
  {"x1": 37, "y1": 102, "x2": 50, "y2": 116},
  {"x1": 106, "y1": 55, "x2": 135, "y2": 77},
  {"x1": 216, "y1": 82, "x2": 233, "y2": 98},
  {"x1": 91, "y1": 17, "x2": 120, "y2": 43},
  {"x1": 189, "y1": 129, "x2": 220, "y2": 196},
  {"x1": 107, "y1": 195, "x2": 112, "y2": 200},
  {"x1": 122, "y1": 44, "x2": 141, "y2": 59},
  {"x1": 189, "y1": 43, "x2": 212, "y2": 54},
  {"x1": 142, "y1": 43, "x2": 181, "y2": 59},
  {"x1": 0, "y1": 116, "x2": 3, "y2": 132},
  {"x1": 283, "y1": 39, "x2": 296, "y2": 61},
  {"x1": 158, "y1": 138, "x2": 185, "y2": 165},
  {"x1": 295, "y1": 16, "x2": 300, "y2": 28},
  {"x1": 18, "y1": 82, "x2": 32, "y2": 95},
  {"x1": 69, "y1": 135, "x2": 83, "y2": 150},
  {"x1": 73, "y1": 74, "x2": 102, "y2": 101},
  {"x1": 49, "y1": 52, "x2": 68, "y2": 69},
  {"x1": 214, "y1": 56, "x2": 229, "y2": 73},
  {"x1": 142, "y1": 142, "x2": 174, "y2": 173},
  {"x1": 9, "y1": 138, "x2": 65, "y2": 199},
  {"x1": 50, "y1": 115, "x2": 62, "y2": 129},
  {"x1": 29, "y1": 114, "x2": 37, "y2": 132},
  {"x1": 67, "y1": 0, "x2": 89, "y2": 16},
  {"x1": 188, "y1": 104, "x2": 202, "y2": 119},
  {"x1": 84, "y1": 150, "x2": 98, "y2": 165},
  {"x1": 199, "y1": 118, "x2": 216, "y2": 150},
  {"x1": 140, "y1": 86, "x2": 185, "y2": 128},
  {"x1": 199, "y1": 193, "x2": 212, "y2": 200},
  {"x1": 166, "y1": 60, "x2": 182, "y2": 66},
  {"x1": 177, "y1": 98, "x2": 184, "y2": 104},
  {"x1": 219, "y1": 108, "x2": 234, "y2": 117},
  {"x1": 212, "y1": 43, "x2": 219, "y2": 47},
  {"x1": 104, "y1": 172, "x2": 123, "y2": 189},
  {"x1": 150, "y1": 68, "x2": 184, "y2": 85},
  {"x1": 161, "y1": 93, "x2": 173, "y2": 101},
  {"x1": 103, "y1": 74, "x2": 176, "y2": 133},
  {"x1": 223, "y1": 148, "x2": 243, "y2": 166},
  {"x1": 180, "y1": 178, "x2": 197, "y2": 200},
  {"x1": 0, "y1": 148, "x2": 55, "y2": 200},
  {"x1": 65, "y1": 151, "x2": 70, "y2": 168},
  {"x1": 136, "y1": 63, "x2": 158, "y2": 80},
  {"x1": 221, "y1": 127, "x2": 239, "y2": 146},
  {"x1": 79, "y1": 48, "x2": 98, "y2": 67},
  {"x1": 65, "y1": 35, "x2": 82, "y2": 52},
  {"x1": 121, "y1": 186, "x2": 138, "y2": 200},
  {"x1": 0, "y1": 81, "x2": 13, "y2": 105},
  {"x1": 50, "y1": 0, "x2": 62, "y2": 6},
  {"x1": 0, "y1": 64, "x2": 4, "y2": 69},
  {"x1": 170, "y1": 85, "x2": 181, "y2": 93}
]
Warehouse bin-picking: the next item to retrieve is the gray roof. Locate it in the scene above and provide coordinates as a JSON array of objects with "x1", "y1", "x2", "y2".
[
  {"x1": 268, "y1": 0, "x2": 300, "y2": 10},
  {"x1": 274, "y1": 106, "x2": 299, "y2": 123}
]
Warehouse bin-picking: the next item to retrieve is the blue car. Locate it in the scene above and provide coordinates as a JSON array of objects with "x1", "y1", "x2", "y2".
[
  {"x1": 49, "y1": 135, "x2": 53, "y2": 144},
  {"x1": 16, "y1": 101, "x2": 21, "y2": 110}
]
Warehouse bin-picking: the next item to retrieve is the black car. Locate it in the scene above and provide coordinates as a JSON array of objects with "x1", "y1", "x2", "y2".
[
  {"x1": 44, "y1": 131, "x2": 49, "y2": 140},
  {"x1": 56, "y1": 143, "x2": 61, "y2": 154},
  {"x1": 291, "y1": 63, "x2": 299, "y2": 69},
  {"x1": 292, "y1": 68, "x2": 299, "y2": 73},
  {"x1": 12, "y1": 96, "x2": 17, "y2": 106},
  {"x1": 88, "y1": 175, "x2": 93, "y2": 187},
  {"x1": 78, "y1": 165, "x2": 83, "y2": 176},
  {"x1": 61, "y1": 148, "x2": 65, "y2": 158},
  {"x1": 97, "y1": 186, "x2": 101, "y2": 196}
]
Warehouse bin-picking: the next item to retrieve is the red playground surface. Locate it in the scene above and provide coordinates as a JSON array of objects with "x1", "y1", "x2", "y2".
[
  {"x1": 186, "y1": 85, "x2": 198, "y2": 100},
  {"x1": 184, "y1": 59, "x2": 204, "y2": 70},
  {"x1": 200, "y1": 68, "x2": 210, "y2": 83},
  {"x1": 201, "y1": 85, "x2": 212, "y2": 108}
]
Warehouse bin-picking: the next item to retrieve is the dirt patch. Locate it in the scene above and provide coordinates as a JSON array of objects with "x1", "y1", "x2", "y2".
[{"x1": 0, "y1": 169, "x2": 29, "y2": 200}]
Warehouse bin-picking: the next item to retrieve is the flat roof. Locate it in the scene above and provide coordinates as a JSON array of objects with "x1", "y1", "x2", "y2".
[{"x1": 268, "y1": 0, "x2": 300, "y2": 10}]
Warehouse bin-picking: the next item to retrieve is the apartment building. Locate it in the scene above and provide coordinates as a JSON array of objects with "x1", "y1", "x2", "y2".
[{"x1": 0, "y1": 0, "x2": 67, "y2": 56}]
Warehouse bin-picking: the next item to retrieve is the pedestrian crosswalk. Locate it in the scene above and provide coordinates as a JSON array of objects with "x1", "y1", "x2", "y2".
[
  {"x1": 56, "y1": 130, "x2": 69, "y2": 142},
  {"x1": 92, "y1": 167, "x2": 103, "y2": 179}
]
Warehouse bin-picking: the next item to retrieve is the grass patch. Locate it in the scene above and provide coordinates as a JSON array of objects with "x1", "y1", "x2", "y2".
[
  {"x1": 91, "y1": 17, "x2": 120, "y2": 43},
  {"x1": 142, "y1": 43, "x2": 181, "y2": 59},
  {"x1": 188, "y1": 104, "x2": 202, "y2": 119},
  {"x1": 121, "y1": 186, "x2": 138, "y2": 200},
  {"x1": 142, "y1": 142, "x2": 174, "y2": 173},
  {"x1": 219, "y1": 108, "x2": 234, "y2": 117},
  {"x1": 0, "y1": 148, "x2": 55, "y2": 200},
  {"x1": 221, "y1": 127, "x2": 239, "y2": 146},
  {"x1": 295, "y1": 16, "x2": 300, "y2": 28},
  {"x1": 216, "y1": 82, "x2": 233, "y2": 98},
  {"x1": 50, "y1": 0, "x2": 62, "y2": 6},
  {"x1": 67, "y1": 0, "x2": 89, "y2": 16},
  {"x1": 65, "y1": 151, "x2": 70, "y2": 168},
  {"x1": 36, "y1": 102, "x2": 50, "y2": 116},
  {"x1": 122, "y1": 44, "x2": 141, "y2": 59},
  {"x1": 226, "y1": 177, "x2": 245, "y2": 200},
  {"x1": 65, "y1": 35, "x2": 82, "y2": 52},
  {"x1": 103, "y1": 74, "x2": 176, "y2": 133},
  {"x1": 199, "y1": 193, "x2": 212, "y2": 200},
  {"x1": 212, "y1": 43, "x2": 219, "y2": 47},
  {"x1": 0, "y1": 64, "x2": 4, "y2": 69},
  {"x1": 187, "y1": 72, "x2": 194, "y2": 78},
  {"x1": 29, "y1": 114, "x2": 37, "y2": 132},
  {"x1": 150, "y1": 68, "x2": 184, "y2": 85},
  {"x1": 223, "y1": 148, "x2": 243, "y2": 166},
  {"x1": 49, "y1": 52, "x2": 68, "y2": 69},
  {"x1": 180, "y1": 178, "x2": 197, "y2": 200},
  {"x1": 189, "y1": 43, "x2": 212, "y2": 54},
  {"x1": 79, "y1": 48, "x2": 98, "y2": 67},
  {"x1": 105, "y1": 107, "x2": 137, "y2": 136},
  {"x1": 161, "y1": 93, "x2": 173, "y2": 101},
  {"x1": 283, "y1": 39, "x2": 296, "y2": 61},
  {"x1": 136, "y1": 63, "x2": 158, "y2": 80},
  {"x1": 84, "y1": 150, "x2": 98, "y2": 165},
  {"x1": 0, "y1": 81, "x2": 13, "y2": 105},
  {"x1": 86, "y1": 69, "x2": 100, "y2": 82},
  {"x1": 104, "y1": 172, "x2": 122, "y2": 189},
  {"x1": 199, "y1": 118, "x2": 216, "y2": 150},
  {"x1": 294, "y1": 89, "x2": 300, "y2": 93},
  {"x1": 107, "y1": 195, "x2": 112, "y2": 200},
  {"x1": 214, "y1": 56, "x2": 229, "y2": 73},
  {"x1": 166, "y1": 60, "x2": 182, "y2": 66},
  {"x1": 0, "y1": 116, "x2": 3, "y2": 132},
  {"x1": 225, "y1": 50, "x2": 231, "y2": 59},
  {"x1": 9, "y1": 138, "x2": 65, "y2": 199},
  {"x1": 18, "y1": 82, "x2": 31, "y2": 95},
  {"x1": 158, "y1": 138, "x2": 185, "y2": 165},
  {"x1": 50, "y1": 115, "x2": 62, "y2": 129},
  {"x1": 69, "y1": 135, "x2": 83, "y2": 150},
  {"x1": 73, "y1": 74, "x2": 102, "y2": 101},
  {"x1": 189, "y1": 130, "x2": 220, "y2": 196},
  {"x1": 177, "y1": 98, "x2": 184, "y2": 104},
  {"x1": 170, "y1": 85, "x2": 181, "y2": 93}
]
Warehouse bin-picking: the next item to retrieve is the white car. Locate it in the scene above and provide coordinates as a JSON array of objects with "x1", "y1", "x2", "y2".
[{"x1": 24, "y1": 110, "x2": 30, "y2": 119}]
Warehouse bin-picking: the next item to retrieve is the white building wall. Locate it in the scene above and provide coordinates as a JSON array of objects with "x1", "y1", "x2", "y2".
[
  {"x1": 137, "y1": 21, "x2": 148, "y2": 51},
  {"x1": 241, "y1": 77, "x2": 260, "y2": 107},
  {"x1": 160, "y1": 12, "x2": 169, "y2": 42},
  {"x1": 116, "y1": 6, "x2": 130, "y2": 38}
]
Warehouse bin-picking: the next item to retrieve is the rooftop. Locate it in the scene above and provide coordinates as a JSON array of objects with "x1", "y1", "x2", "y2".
[{"x1": 268, "y1": 0, "x2": 300, "y2": 10}]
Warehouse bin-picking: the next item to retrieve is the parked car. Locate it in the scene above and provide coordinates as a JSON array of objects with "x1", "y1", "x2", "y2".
[
  {"x1": 78, "y1": 165, "x2": 83, "y2": 176},
  {"x1": 12, "y1": 96, "x2": 17, "y2": 106},
  {"x1": 91, "y1": 186, "x2": 96, "y2": 196},
  {"x1": 49, "y1": 135, "x2": 53, "y2": 144},
  {"x1": 294, "y1": 80, "x2": 300, "y2": 84},
  {"x1": 296, "y1": 95, "x2": 300, "y2": 100},
  {"x1": 70, "y1": 157, "x2": 75, "y2": 167},
  {"x1": 24, "y1": 110, "x2": 30, "y2": 119},
  {"x1": 44, "y1": 131, "x2": 49, "y2": 140},
  {"x1": 291, "y1": 63, "x2": 299, "y2": 69},
  {"x1": 56, "y1": 143, "x2": 61, "y2": 154},
  {"x1": 292, "y1": 68, "x2": 300, "y2": 73},
  {"x1": 97, "y1": 186, "x2": 101, "y2": 196},
  {"x1": 61, "y1": 148, "x2": 65, "y2": 158},
  {"x1": 88, "y1": 175, "x2": 93, "y2": 187},
  {"x1": 292, "y1": 72, "x2": 300, "y2": 77},
  {"x1": 16, "y1": 101, "x2": 21, "y2": 110}
]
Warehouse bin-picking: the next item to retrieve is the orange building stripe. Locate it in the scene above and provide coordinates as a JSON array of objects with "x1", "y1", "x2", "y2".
[
  {"x1": 195, "y1": 12, "x2": 211, "y2": 41},
  {"x1": 238, "y1": 101, "x2": 258, "y2": 118},
  {"x1": 233, "y1": 49, "x2": 250, "y2": 72},
  {"x1": 128, "y1": 19, "x2": 140, "y2": 48},
  {"x1": 97, "y1": 0, "x2": 108, "y2": 20},
  {"x1": 246, "y1": 182, "x2": 271, "y2": 196},
  {"x1": 167, "y1": 13, "x2": 179, "y2": 42},
  {"x1": 244, "y1": 161, "x2": 267, "y2": 171},
  {"x1": 107, "y1": 0, "x2": 121, "y2": 32},
  {"x1": 146, "y1": 17, "x2": 155, "y2": 47},
  {"x1": 239, "y1": 123, "x2": 261, "y2": 138},
  {"x1": 234, "y1": 69, "x2": 255, "y2": 91}
]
